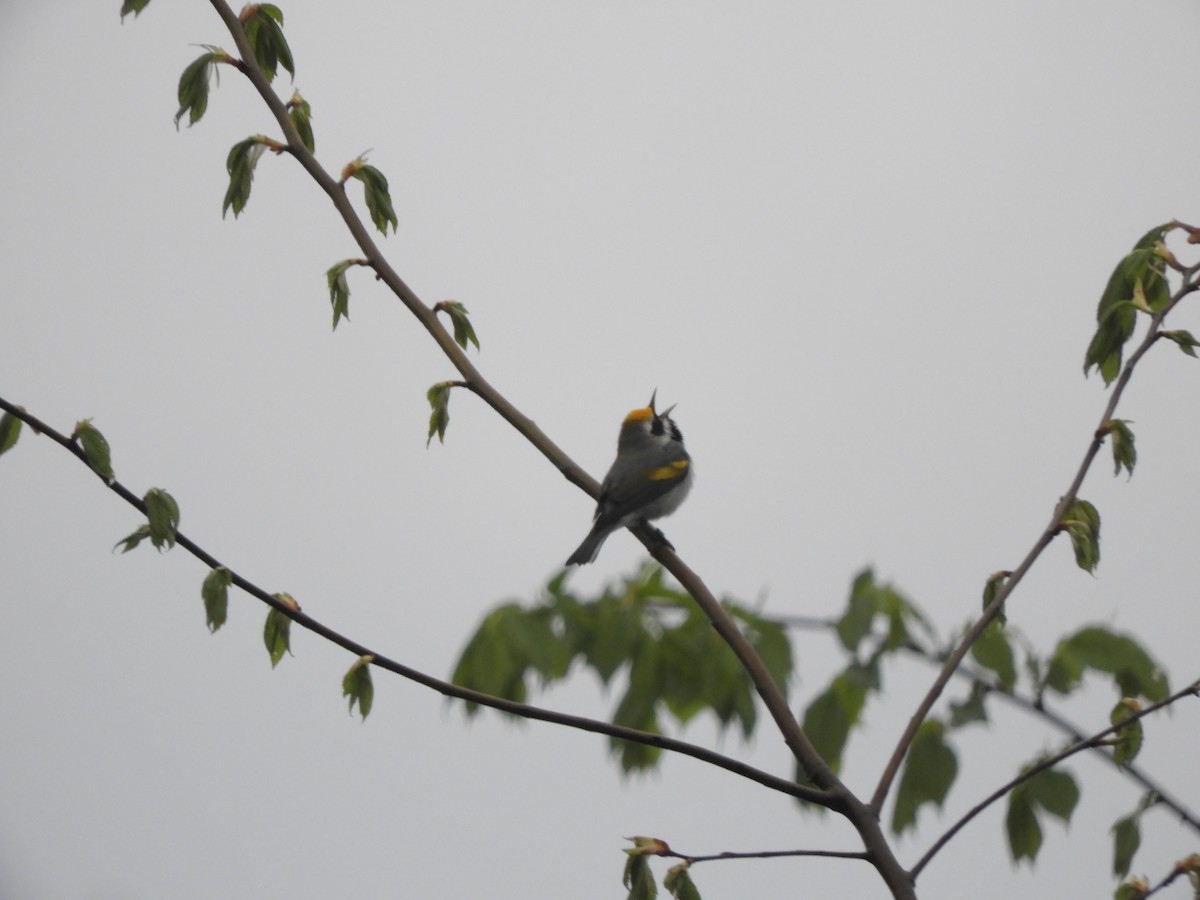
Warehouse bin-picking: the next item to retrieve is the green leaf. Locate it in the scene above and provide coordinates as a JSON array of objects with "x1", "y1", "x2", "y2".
[
  {"x1": 799, "y1": 665, "x2": 872, "y2": 783},
  {"x1": 971, "y1": 620, "x2": 1016, "y2": 692},
  {"x1": 1084, "y1": 225, "x2": 1171, "y2": 384},
  {"x1": 1111, "y1": 813, "x2": 1141, "y2": 878},
  {"x1": 1162, "y1": 328, "x2": 1200, "y2": 357},
  {"x1": 326, "y1": 260, "x2": 355, "y2": 329},
  {"x1": 1005, "y1": 783, "x2": 1042, "y2": 864},
  {"x1": 143, "y1": 487, "x2": 180, "y2": 551},
  {"x1": 891, "y1": 719, "x2": 958, "y2": 835},
  {"x1": 664, "y1": 864, "x2": 701, "y2": 900},
  {"x1": 1060, "y1": 497, "x2": 1100, "y2": 572},
  {"x1": 175, "y1": 48, "x2": 225, "y2": 129},
  {"x1": 981, "y1": 570, "x2": 1011, "y2": 625},
  {"x1": 120, "y1": 0, "x2": 151, "y2": 21},
  {"x1": 1006, "y1": 766, "x2": 1080, "y2": 864},
  {"x1": 113, "y1": 524, "x2": 151, "y2": 554},
  {"x1": 202, "y1": 566, "x2": 232, "y2": 633},
  {"x1": 72, "y1": 419, "x2": 114, "y2": 481},
  {"x1": 623, "y1": 854, "x2": 657, "y2": 900},
  {"x1": 835, "y1": 569, "x2": 880, "y2": 652},
  {"x1": 287, "y1": 90, "x2": 315, "y2": 152},
  {"x1": 1111, "y1": 792, "x2": 1157, "y2": 878},
  {"x1": 1109, "y1": 698, "x2": 1145, "y2": 767},
  {"x1": 223, "y1": 136, "x2": 268, "y2": 219},
  {"x1": 343, "y1": 655, "x2": 375, "y2": 720},
  {"x1": 1028, "y1": 768, "x2": 1079, "y2": 823},
  {"x1": 351, "y1": 163, "x2": 399, "y2": 235},
  {"x1": 435, "y1": 300, "x2": 480, "y2": 351},
  {"x1": 426, "y1": 382, "x2": 452, "y2": 446},
  {"x1": 1044, "y1": 626, "x2": 1168, "y2": 702},
  {"x1": 948, "y1": 680, "x2": 990, "y2": 728},
  {"x1": 264, "y1": 600, "x2": 295, "y2": 667},
  {"x1": 612, "y1": 642, "x2": 664, "y2": 771},
  {"x1": 1114, "y1": 881, "x2": 1150, "y2": 900},
  {"x1": 1105, "y1": 419, "x2": 1137, "y2": 479},
  {"x1": 0, "y1": 411, "x2": 22, "y2": 456},
  {"x1": 241, "y1": 3, "x2": 294, "y2": 83}
]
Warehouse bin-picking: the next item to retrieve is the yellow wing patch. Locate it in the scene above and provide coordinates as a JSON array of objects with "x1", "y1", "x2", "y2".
[{"x1": 647, "y1": 460, "x2": 689, "y2": 481}]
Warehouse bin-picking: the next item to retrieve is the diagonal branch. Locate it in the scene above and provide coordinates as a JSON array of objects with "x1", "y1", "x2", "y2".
[
  {"x1": 870, "y1": 263, "x2": 1200, "y2": 815},
  {"x1": 205, "y1": 0, "x2": 839, "y2": 793},
  {"x1": 0, "y1": 394, "x2": 829, "y2": 804},
  {"x1": 909, "y1": 678, "x2": 1200, "y2": 881},
  {"x1": 198, "y1": 6, "x2": 920, "y2": 894}
]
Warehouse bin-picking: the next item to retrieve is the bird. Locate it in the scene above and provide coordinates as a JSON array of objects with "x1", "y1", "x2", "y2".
[{"x1": 566, "y1": 390, "x2": 693, "y2": 565}]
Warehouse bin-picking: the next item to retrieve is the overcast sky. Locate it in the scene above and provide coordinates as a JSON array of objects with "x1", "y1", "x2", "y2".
[{"x1": 2, "y1": 2, "x2": 1200, "y2": 899}]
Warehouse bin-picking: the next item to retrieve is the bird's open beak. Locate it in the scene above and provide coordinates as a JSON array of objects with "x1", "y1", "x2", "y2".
[{"x1": 648, "y1": 389, "x2": 658, "y2": 413}]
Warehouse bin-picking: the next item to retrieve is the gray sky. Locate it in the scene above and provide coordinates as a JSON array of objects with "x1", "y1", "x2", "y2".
[{"x1": 2, "y1": 2, "x2": 1199, "y2": 898}]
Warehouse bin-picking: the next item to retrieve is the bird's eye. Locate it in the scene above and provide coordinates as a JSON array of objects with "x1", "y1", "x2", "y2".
[{"x1": 651, "y1": 417, "x2": 665, "y2": 436}]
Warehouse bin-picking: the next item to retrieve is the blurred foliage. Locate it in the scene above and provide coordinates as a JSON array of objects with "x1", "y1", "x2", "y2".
[{"x1": 454, "y1": 564, "x2": 1172, "y2": 879}]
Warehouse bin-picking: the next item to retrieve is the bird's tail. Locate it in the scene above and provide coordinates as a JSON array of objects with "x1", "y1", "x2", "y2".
[{"x1": 565, "y1": 524, "x2": 613, "y2": 566}]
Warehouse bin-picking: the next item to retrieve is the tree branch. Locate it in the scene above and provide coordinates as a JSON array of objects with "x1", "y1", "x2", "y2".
[
  {"x1": 0, "y1": 394, "x2": 828, "y2": 804},
  {"x1": 870, "y1": 262, "x2": 1200, "y2": 815},
  {"x1": 909, "y1": 677, "x2": 1200, "y2": 881}
]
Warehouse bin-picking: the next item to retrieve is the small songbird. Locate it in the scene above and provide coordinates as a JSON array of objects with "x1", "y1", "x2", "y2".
[{"x1": 566, "y1": 391, "x2": 693, "y2": 565}]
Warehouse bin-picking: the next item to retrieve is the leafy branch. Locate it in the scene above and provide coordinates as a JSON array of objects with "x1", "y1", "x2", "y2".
[
  {"x1": 910, "y1": 678, "x2": 1200, "y2": 879},
  {"x1": 197, "y1": 0, "x2": 883, "y2": 858},
  {"x1": 871, "y1": 244, "x2": 1200, "y2": 815},
  {"x1": 0, "y1": 394, "x2": 821, "y2": 800}
]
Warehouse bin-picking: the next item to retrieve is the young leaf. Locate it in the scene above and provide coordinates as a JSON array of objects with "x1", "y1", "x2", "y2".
[
  {"x1": 342, "y1": 655, "x2": 375, "y2": 720},
  {"x1": 892, "y1": 719, "x2": 958, "y2": 835},
  {"x1": 434, "y1": 300, "x2": 480, "y2": 351},
  {"x1": 120, "y1": 0, "x2": 151, "y2": 21},
  {"x1": 1109, "y1": 698, "x2": 1144, "y2": 767},
  {"x1": 264, "y1": 598, "x2": 296, "y2": 667},
  {"x1": 175, "y1": 47, "x2": 226, "y2": 129},
  {"x1": 326, "y1": 260, "x2": 355, "y2": 329},
  {"x1": 113, "y1": 524, "x2": 152, "y2": 554},
  {"x1": 1162, "y1": 328, "x2": 1200, "y2": 357},
  {"x1": 1105, "y1": 419, "x2": 1137, "y2": 479},
  {"x1": 426, "y1": 382, "x2": 452, "y2": 446},
  {"x1": 1111, "y1": 814, "x2": 1141, "y2": 879},
  {"x1": 981, "y1": 569, "x2": 1011, "y2": 621},
  {"x1": 202, "y1": 566, "x2": 233, "y2": 633},
  {"x1": 223, "y1": 136, "x2": 268, "y2": 218},
  {"x1": 1006, "y1": 782, "x2": 1042, "y2": 864},
  {"x1": 1060, "y1": 498, "x2": 1100, "y2": 572},
  {"x1": 663, "y1": 864, "x2": 701, "y2": 900},
  {"x1": 1114, "y1": 879, "x2": 1150, "y2": 900},
  {"x1": 799, "y1": 665, "x2": 872, "y2": 783},
  {"x1": 1005, "y1": 768, "x2": 1078, "y2": 864},
  {"x1": 948, "y1": 680, "x2": 990, "y2": 728},
  {"x1": 970, "y1": 620, "x2": 1016, "y2": 692},
  {"x1": 622, "y1": 854, "x2": 657, "y2": 900},
  {"x1": 143, "y1": 487, "x2": 180, "y2": 551},
  {"x1": 1044, "y1": 626, "x2": 1168, "y2": 702},
  {"x1": 1084, "y1": 225, "x2": 1170, "y2": 384},
  {"x1": 240, "y1": 4, "x2": 294, "y2": 83},
  {"x1": 0, "y1": 411, "x2": 22, "y2": 456},
  {"x1": 350, "y1": 163, "x2": 399, "y2": 235},
  {"x1": 1111, "y1": 792, "x2": 1157, "y2": 878},
  {"x1": 287, "y1": 90, "x2": 315, "y2": 152},
  {"x1": 624, "y1": 836, "x2": 670, "y2": 856},
  {"x1": 72, "y1": 419, "x2": 114, "y2": 481}
]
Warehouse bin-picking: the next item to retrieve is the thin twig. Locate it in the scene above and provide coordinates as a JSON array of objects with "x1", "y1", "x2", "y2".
[{"x1": 669, "y1": 848, "x2": 871, "y2": 865}]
